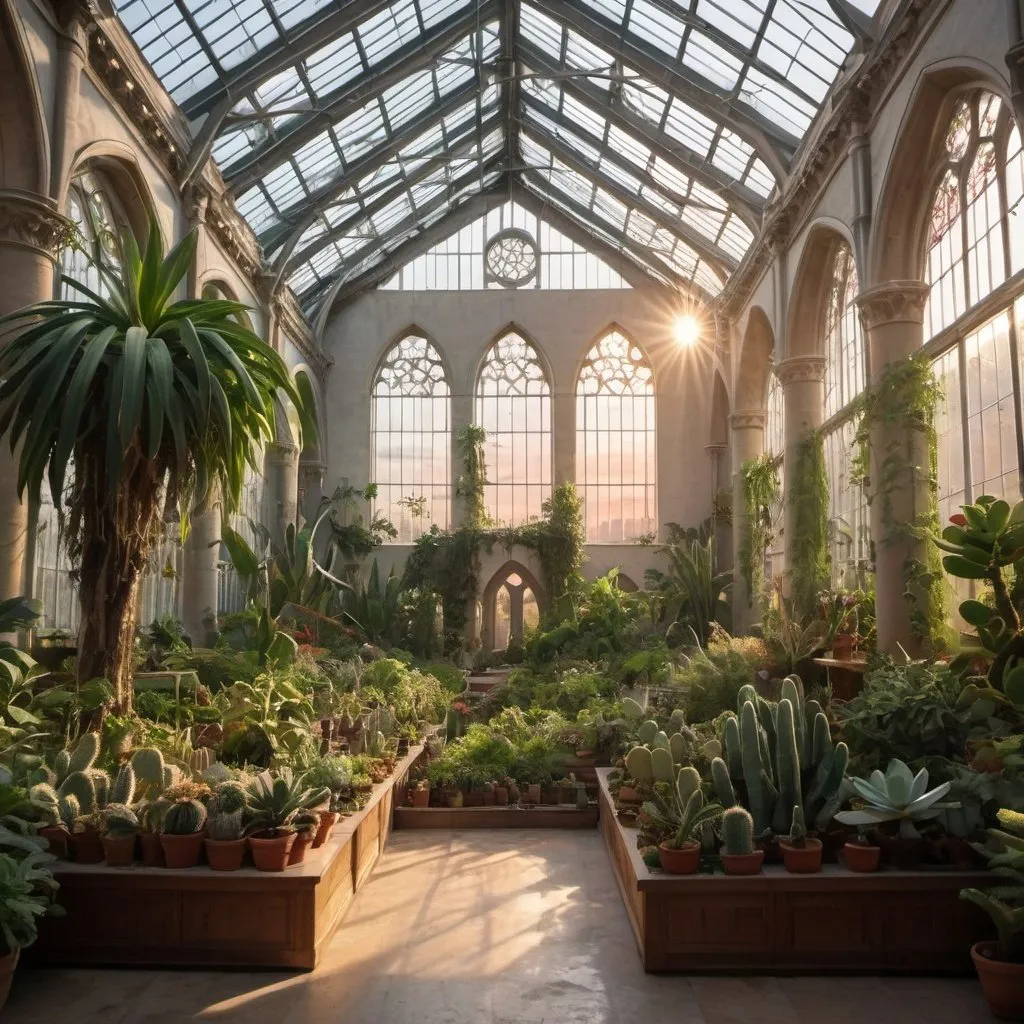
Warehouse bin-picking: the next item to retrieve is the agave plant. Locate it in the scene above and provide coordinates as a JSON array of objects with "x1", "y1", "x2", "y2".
[
  {"x1": 835, "y1": 758, "x2": 954, "y2": 839},
  {"x1": 0, "y1": 218, "x2": 315, "y2": 712},
  {"x1": 244, "y1": 769, "x2": 330, "y2": 835}
]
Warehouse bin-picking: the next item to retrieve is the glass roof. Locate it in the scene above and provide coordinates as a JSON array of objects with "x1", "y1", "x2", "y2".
[{"x1": 113, "y1": 0, "x2": 883, "y2": 314}]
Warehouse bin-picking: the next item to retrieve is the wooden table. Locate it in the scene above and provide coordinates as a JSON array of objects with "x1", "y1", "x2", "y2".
[{"x1": 812, "y1": 656, "x2": 868, "y2": 700}]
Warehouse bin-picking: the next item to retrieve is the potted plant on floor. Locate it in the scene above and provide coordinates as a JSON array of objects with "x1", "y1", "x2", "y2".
[
  {"x1": 961, "y1": 808, "x2": 1024, "y2": 1019},
  {"x1": 780, "y1": 806, "x2": 822, "y2": 873},
  {"x1": 408, "y1": 779, "x2": 430, "y2": 809},
  {"x1": 204, "y1": 782, "x2": 248, "y2": 872},
  {"x1": 100, "y1": 804, "x2": 139, "y2": 867},
  {"x1": 0, "y1": 847, "x2": 62, "y2": 1013},
  {"x1": 245, "y1": 770, "x2": 330, "y2": 872},
  {"x1": 720, "y1": 806, "x2": 764, "y2": 875},
  {"x1": 288, "y1": 812, "x2": 320, "y2": 865}
]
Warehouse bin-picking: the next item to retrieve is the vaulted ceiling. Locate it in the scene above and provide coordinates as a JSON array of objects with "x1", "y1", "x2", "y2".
[{"x1": 114, "y1": 0, "x2": 883, "y2": 317}]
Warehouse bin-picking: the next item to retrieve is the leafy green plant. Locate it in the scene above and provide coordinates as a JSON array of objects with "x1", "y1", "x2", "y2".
[
  {"x1": 0, "y1": 597, "x2": 44, "y2": 730},
  {"x1": 0, "y1": 217, "x2": 313, "y2": 711},
  {"x1": 0, "y1": 850, "x2": 62, "y2": 954},
  {"x1": 737, "y1": 454, "x2": 781, "y2": 608},
  {"x1": 647, "y1": 531, "x2": 731, "y2": 646},
  {"x1": 788, "y1": 431, "x2": 831, "y2": 621}
]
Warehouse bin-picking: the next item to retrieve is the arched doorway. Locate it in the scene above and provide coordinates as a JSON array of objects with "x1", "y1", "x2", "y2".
[{"x1": 481, "y1": 560, "x2": 545, "y2": 652}]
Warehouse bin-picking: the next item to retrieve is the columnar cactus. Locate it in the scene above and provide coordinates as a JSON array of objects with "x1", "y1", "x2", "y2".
[
  {"x1": 112, "y1": 763, "x2": 136, "y2": 805},
  {"x1": 57, "y1": 793, "x2": 80, "y2": 830},
  {"x1": 58, "y1": 771, "x2": 97, "y2": 815},
  {"x1": 67, "y1": 733, "x2": 100, "y2": 775},
  {"x1": 721, "y1": 806, "x2": 754, "y2": 855},
  {"x1": 711, "y1": 757, "x2": 736, "y2": 808},
  {"x1": 773, "y1": 698, "x2": 802, "y2": 833},
  {"x1": 163, "y1": 799, "x2": 207, "y2": 835}
]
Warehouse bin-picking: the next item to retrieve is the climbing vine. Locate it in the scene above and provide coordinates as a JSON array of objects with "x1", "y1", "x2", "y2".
[
  {"x1": 737, "y1": 453, "x2": 780, "y2": 608},
  {"x1": 851, "y1": 354, "x2": 946, "y2": 651},
  {"x1": 788, "y1": 430, "x2": 831, "y2": 621}
]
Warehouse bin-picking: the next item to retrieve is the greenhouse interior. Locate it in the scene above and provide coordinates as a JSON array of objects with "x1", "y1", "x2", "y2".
[{"x1": 3, "y1": 0, "x2": 1024, "y2": 1020}]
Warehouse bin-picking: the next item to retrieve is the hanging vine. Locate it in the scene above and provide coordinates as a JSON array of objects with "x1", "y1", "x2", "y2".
[
  {"x1": 737, "y1": 453, "x2": 780, "y2": 607},
  {"x1": 788, "y1": 430, "x2": 831, "y2": 621},
  {"x1": 851, "y1": 354, "x2": 946, "y2": 651}
]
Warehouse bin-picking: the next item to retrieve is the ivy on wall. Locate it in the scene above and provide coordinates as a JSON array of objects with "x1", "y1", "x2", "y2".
[
  {"x1": 788, "y1": 430, "x2": 831, "y2": 621},
  {"x1": 851, "y1": 354, "x2": 946, "y2": 651},
  {"x1": 737, "y1": 453, "x2": 780, "y2": 608}
]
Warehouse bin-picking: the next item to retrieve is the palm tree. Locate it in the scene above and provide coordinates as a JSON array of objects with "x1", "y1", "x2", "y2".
[{"x1": 0, "y1": 218, "x2": 315, "y2": 712}]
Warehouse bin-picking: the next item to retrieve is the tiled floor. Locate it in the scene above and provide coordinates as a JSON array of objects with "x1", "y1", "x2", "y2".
[{"x1": 4, "y1": 831, "x2": 998, "y2": 1023}]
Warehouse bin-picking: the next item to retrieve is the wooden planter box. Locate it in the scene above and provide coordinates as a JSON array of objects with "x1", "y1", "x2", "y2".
[
  {"x1": 394, "y1": 804, "x2": 599, "y2": 829},
  {"x1": 597, "y1": 768, "x2": 994, "y2": 973},
  {"x1": 30, "y1": 745, "x2": 424, "y2": 971}
]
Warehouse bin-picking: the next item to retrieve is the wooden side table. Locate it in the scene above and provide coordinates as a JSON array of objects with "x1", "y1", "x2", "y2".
[{"x1": 812, "y1": 656, "x2": 869, "y2": 701}]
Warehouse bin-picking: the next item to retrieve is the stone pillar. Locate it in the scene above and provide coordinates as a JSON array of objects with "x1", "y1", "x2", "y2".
[
  {"x1": 450, "y1": 391, "x2": 475, "y2": 528},
  {"x1": 856, "y1": 281, "x2": 932, "y2": 656},
  {"x1": 181, "y1": 493, "x2": 221, "y2": 647},
  {"x1": 778, "y1": 355, "x2": 827, "y2": 601},
  {"x1": 552, "y1": 388, "x2": 576, "y2": 487},
  {"x1": 0, "y1": 190, "x2": 71, "y2": 599},
  {"x1": 298, "y1": 461, "x2": 326, "y2": 526},
  {"x1": 50, "y1": 3, "x2": 89, "y2": 207},
  {"x1": 1006, "y1": 0, "x2": 1024, "y2": 131},
  {"x1": 265, "y1": 442, "x2": 299, "y2": 548},
  {"x1": 730, "y1": 410, "x2": 766, "y2": 632}
]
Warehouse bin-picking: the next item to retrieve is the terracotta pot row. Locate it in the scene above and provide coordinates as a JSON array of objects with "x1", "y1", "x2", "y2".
[
  {"x1": 39, "y1": 813, "x2": 341, "y2": 872},
  {"x1": 657, "y1": 839, "x2": 884, "y2": 876}
]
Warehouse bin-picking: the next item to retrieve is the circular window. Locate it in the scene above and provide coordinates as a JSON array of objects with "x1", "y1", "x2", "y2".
[{"x1": 484, "y1": 228, "x2": 539, "y2": 288}]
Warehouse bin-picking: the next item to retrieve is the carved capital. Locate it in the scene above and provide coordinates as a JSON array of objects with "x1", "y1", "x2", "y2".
[
  {"x1": 730, "y1": 410, "x2": 766, "y2": 431},
  {"x1": 267, "y1": 440, "x2": 300, "y2": 461},
  {"x1": 856, "y1": 281, "x2": 930, "y2": 330},
  {"x1": 776, "y1": 355, "x2": 826, "y2": 386},
  {"x1": 0, "y1": 190, "x2": 75, "y2": 262}
]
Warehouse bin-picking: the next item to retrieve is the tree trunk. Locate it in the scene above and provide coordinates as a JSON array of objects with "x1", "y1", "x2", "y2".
[{"x1": 74, "y1": 445, "x2": 165, "y2": 715}]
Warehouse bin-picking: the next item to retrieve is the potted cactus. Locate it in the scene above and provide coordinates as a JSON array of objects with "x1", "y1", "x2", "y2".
[
  {"x1": 720, "y1": 806, "x2": 764, "y2": 875},
  {"x1": 100, "y1": 804, "x2": 140, "y2": 867},
  {"x1": 204, "y1": 781, "x2": 248, "y2": 871},
  {"x1": 842, "y1": 830, "x2": 881, "y2": 872},
  {"x1": 288, "y1": 811, "x2": 320, "y2": 866},
  {"x1": 651, "y1": 769, "x2": 723, "y2": 876},
  {"x1": 159, "y1": 795, "x2": 208, "y2": 869},
  {"x1": 961, "y1": 808, "x2": 1024, "y2": 1019},
  {"x1": 779, "y1": 806, "x2": 822, "y2": 873},
  {"x1": 245, "y1": 770, "x2": 330, "y2": 872}
]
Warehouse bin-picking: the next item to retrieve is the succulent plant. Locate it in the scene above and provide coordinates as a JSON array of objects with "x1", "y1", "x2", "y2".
[
  {"x1": 162, "y1": 799, "x2": 207, "y2": 835},
  {"x1": 293, "y1": 811, "x2": 320, "y2": 836},
  {"x1": 788, "y1": 805, "x2": 807, "y2": 847},
  {"x1": 835, "y1": 758, "x2": 953, "y2": 839},
  {"x1": 57, "y1": 793, "x2": 79, "y2": 831},
  {"x1": 721, "y1": 806, "x2": 755, "y2": 856},
  {"x1": 623, "y1": 745, "x2": 654, "y2": 785},
  {"x1": 103, "y1": 803, "x2": 140, "y2": 837},
  {"x1": 711, "y1": 757, "x2": 736, "y2": 808},
  {"x1": 57, "y1": 771, "x2": 97, "y2": 815},
  {"x1": 212, "y1": 781, "x2": 247, "y2": 815},
  {"x1": 245, "y1": 770, "x2": 331, "y2": 834},
  {"x1": 130, "y1": 748, "x2": 166, "y2": 789},
  {"x1": 206, "y1": 809, "x2": 243, "y2": 842},
  {"x1": 111, "y1": 764, "x2": 136, "y2": 806}
]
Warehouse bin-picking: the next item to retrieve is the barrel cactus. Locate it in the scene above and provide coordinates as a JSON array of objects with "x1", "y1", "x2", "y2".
[
  {"x1": 206, "y1": 809, "x2": 243, "y2": 841},
  {"x1": 212, "y1": 781, "x2": 247, "y2": 815},
  {"x1": 162, "y1": 799, "x2": 207, "y2": 835}
]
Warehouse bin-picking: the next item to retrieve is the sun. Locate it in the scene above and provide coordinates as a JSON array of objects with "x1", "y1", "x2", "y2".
[{"x1": 673, "y1": 314, "x2": 701, "y2": 348}]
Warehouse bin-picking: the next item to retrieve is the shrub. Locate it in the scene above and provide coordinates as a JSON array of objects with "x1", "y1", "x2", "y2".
[{"x1": 679, "y1": 632, "x2": 767, "y2": 725}]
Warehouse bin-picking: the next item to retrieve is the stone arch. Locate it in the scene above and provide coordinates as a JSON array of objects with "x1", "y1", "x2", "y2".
[
  {"x1": 0, "y1": 3, "x2": 47, "y2": 192},
  {"x1": 473, "y1": 321, "x2": 554, "y2": 393},
  {"x1": 615, "y1": 572, "x2": 639, "y2": 593},
  {"x1": 370, "y1": 323, "x2": 452, "y2": 393},
  {"x1": 68, "y1": 145, "x2": 162, "y2": 244},
  {"x1": 871, "y1": 61, "x2": 1012, "y2": 285},
  {"x1": 574, "y1": 321, "x2": 656, "y2": 396},
  {"x1": 480, "y1": 559, "x2": 546, "y2": 652},
  {"x1": 735, "y1": 306, "x2": 775, "y2": 411},
  {"x1": 787, "y1": 225, "x2": 855, "y2": 359}
]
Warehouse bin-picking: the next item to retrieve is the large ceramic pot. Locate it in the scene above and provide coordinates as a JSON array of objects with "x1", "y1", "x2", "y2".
[
  {"x1": 102, "y1": 834, "x2": 138, "y2": 867},
  {"x1": 313, "y1": 811, "x2": 340, "y2": 847},
  {"x1": 160, "y1": 832, "x2": 205, "y2": 869},
  {"x1": 204, "y1": 838, "x2": 247, "y2": 871},
  {"x1": 249, "y1": 831, "x2": 296, "y2": 872},
  {"x1": 0, "y1": 949, "x2": 19, "y2": 1015},
  {"x1": 972, "y1": 941, "x2": 1024, "y2": 1019},
  {"x1": 444, "y1": 788, "x2": 464, "y2": 809},
  {"x1": 657, "y1": 841, "x2": 700, "y2": 875},
  {"x1": 780, "y1": 838, "x2": 823, "y2": 874},
  {"x1": 721, "y1": 850, "x2": 765, "y2": 876}
]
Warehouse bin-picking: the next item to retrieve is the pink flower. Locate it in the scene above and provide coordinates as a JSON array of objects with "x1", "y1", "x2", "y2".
[{"x1": 949, "y1": 513, "x2": 968, "y2": 527}]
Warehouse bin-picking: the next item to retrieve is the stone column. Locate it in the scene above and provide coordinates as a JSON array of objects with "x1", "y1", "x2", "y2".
[
  {"x1": 450, "y1": 391, "x2": 475, "y2": 527},
  {"x1": 730, "y1": 410, "x2": 766, "y2": 632},
  {"x1": 298, "y1": 461, "x2": 326, "y2": 526},
  {"x1": 0, "y1": 190, "x2": 71, "y2": 599},
  {"x1": 856, "y1": 281, "x2": 932, "y2": 656},
  {"x1": 552, "y1": 388, "x2": 576, "y2": 487},
  {"x1": 181, "y1": 492, "x2": 221, "y2": 647},
  {"x1": 50, "y1": 3, "x2": 89, "y2": 207},
  {"x1": 265, "y1": 441, "x2": 299, "y2": 548},
  {"x1": 778, "y1": 355, "x2": 827, "y2": 603}
]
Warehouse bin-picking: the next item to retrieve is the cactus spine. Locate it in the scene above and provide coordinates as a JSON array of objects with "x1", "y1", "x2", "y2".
[{"x1": 721, "y1": 806, "x2": 754, "y2": 855}]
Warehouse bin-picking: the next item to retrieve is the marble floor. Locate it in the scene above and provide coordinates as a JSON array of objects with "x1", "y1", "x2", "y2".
[{"x1": 4, "y1": 830, "x2": 998, "y2": 1024}]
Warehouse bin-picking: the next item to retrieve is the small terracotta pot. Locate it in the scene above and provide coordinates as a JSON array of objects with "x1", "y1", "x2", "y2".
[
  {"x1": 0, "y1": 949, "x2": 19, "y2": 1015},
  {"x1": 617, "y1": 808, "x2": 638, "y2": 827},
  {"x1": 39, "y1": 825, "x2": 68, "y2": 858},
  {"x1": 508, "y1": 784, "x2": 520, "y2": 804},
  {"x1": 139, "y1": 832, "x2": 165, "y2": 867},
  {"x1": 658, "y1": 840, "x2": 701, "y2": 874},
  {"x1": 160, "y1": 832, "x2": 205, "y2": 869},
  {"x1": 756, "y1": 833, "x2": 783, "y2": 864},
  {"x1": 249, "y1": 831, "x2": 296, "y2": 872},
  {"x1": 102, "y1": 834, "x2": 137, "y2": 867},
  {"x1": 493, "y1": 786, "x2": 509, "y2": 806},
  {"x1": 69, "y1": 828, "x2": 104, "y2": 864},
  {"x1": 617, "y1": 786, "x2": 641, "y2": 805},
  {"x1": 780, "y1": 838, "x2": 823, "y2": 873},
  {"x1": 313, "y1": 810, "x2": 340, "y2": 847},
  {"x1": 410, "y1": 787, "x2": 430, "y2": 809},
  {"x1": 204, "y1": 838, "x2": 247, "y2": 871},
  {"x1": 288, "y1": 831, "x2": 314, "y2": 866},
  {"x1": 842, "y1": 842, "x2": 881, "y2": 872},
  {"x1": 831, "y1": 633, "x2": 854, "y2": 660},
  {"x1": 972, "y1": 941, "x2": 1024, "y2": 1020},
  {"x1": 721, "y1": 850, "x2": 765, "y2": 875}
]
